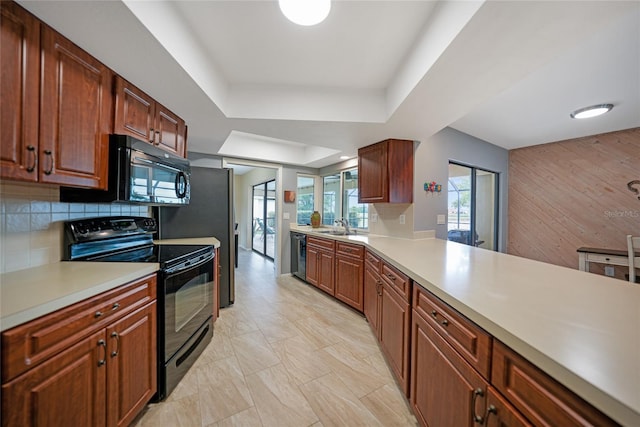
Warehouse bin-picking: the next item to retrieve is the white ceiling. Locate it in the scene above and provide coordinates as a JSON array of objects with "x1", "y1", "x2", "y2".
[{"x1": 18, "y1": 1, "x2": 640, "y2": 168}]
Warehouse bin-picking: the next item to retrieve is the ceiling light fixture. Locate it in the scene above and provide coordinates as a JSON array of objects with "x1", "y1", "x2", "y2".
[
  {"x1": 279, "y1": 0, "x2": 331, "y2": 26},
  {"x1": 570, "y1": 104, "x2": 613, "y2": 119},
  {"x1": 340, "y1": 155, "x2": 350, "y2": 160}
]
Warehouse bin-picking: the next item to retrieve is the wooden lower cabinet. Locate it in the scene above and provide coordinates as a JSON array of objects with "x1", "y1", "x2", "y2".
[
  {"x1": 1, "y1": 329, "x2": 107, "y2": 427},
  {"x1": 380, "y1": 282, "x2": 411, "y2": 396},
  {"x1": 363, "y1": 261, "x2": 381, "y2": 333},
  {"x1": 106, "y1": 303, "x2": 157, "y2": 427},
  {"x1": 306, "y1": 236, "x2": 335, "y2": 296},
  {"x1": 411, "y1": 308, "x2": 489, "y2": 426},
  {"x1": 1, "y1": 275, "x2": 157, "y2": 427},
  {"x1": 492, "y1": 340, "x2": 618, "y2": 427},
  {"x1": 334, "y1": 242, "x2": 364, "y2": 311},
  {"x1": 485, "y1": 386, "x2": 532, "y2": 427}
]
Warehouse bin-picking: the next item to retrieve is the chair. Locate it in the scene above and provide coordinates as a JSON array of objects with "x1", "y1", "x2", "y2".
[{"x1": 627, "y1": 235, "x2": 640, "y2": 283}]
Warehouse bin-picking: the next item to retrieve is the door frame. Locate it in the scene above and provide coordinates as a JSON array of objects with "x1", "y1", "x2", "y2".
[{"x1": 223, "y1": 158, "x2": 283, "y2": 275}]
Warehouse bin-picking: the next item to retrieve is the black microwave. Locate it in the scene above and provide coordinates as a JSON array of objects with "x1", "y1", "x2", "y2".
[{"x1": 61, "y1": 135, "x2": 191, "y2": 206}]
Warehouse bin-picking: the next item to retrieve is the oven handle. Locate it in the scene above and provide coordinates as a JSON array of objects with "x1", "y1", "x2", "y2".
[{"x1": 163, "y1": 251, "x2": 215, "y2": 275}]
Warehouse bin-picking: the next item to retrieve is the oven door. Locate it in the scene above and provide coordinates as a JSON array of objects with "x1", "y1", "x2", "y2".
[{"x1": 162, "y1": 253, "x2": 214, "y2": 362}]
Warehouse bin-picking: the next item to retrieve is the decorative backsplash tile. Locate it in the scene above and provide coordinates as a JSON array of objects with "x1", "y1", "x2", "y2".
[{"x1": 0, "y1": 182, "x2": 149, "y2": 274}]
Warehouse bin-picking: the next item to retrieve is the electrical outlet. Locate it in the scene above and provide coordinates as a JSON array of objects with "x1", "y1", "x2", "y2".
[
  {"x1": 371, "y1": 213, "x2": 378, "y2": 223},
  {"x1": 605, "y1": 266, "x2": 615, "y2": 277},
  {"x1": 437, "y1": 214, "x2": 446, "y2": 225},
  {"x1": 399, "y1": 214, "x2": 406, "y2": 225},
  {"x1": 283, "y1": 212, "x2": 290, "y2": 220}
]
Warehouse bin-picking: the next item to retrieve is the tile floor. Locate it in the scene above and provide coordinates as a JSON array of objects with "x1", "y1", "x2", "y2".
[{"x1": 134, "y1": 249, "x2": 418, "y2": 427}]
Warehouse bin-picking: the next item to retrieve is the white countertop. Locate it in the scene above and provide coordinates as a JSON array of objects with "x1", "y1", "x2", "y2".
[
  {"x1": 0, "y1": 237, "x2": 219, "y2": 332},
  {"x1": 0, "y1": 262, "x2": 159, "y2": 332},
  {"x1": 292, "y1": 225, "x2": 640, "y2": 426}
]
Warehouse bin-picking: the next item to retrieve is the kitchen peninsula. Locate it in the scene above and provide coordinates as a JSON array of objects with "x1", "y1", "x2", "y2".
[{"x1": 290, "y1": 225, "x2": 640, "y2": 426}]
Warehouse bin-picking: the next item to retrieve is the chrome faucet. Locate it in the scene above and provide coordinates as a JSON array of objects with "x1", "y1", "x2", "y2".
[{"x1": 337, "y1": 218, "x2": 351, "y2": 234}]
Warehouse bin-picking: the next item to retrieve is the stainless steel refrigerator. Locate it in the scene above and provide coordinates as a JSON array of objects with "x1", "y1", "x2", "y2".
[{"x1": 155, "y1": 167, "x2": 235, "y2": 307}]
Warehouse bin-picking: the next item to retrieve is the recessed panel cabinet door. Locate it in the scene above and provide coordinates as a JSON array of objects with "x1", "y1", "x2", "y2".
[
  {"x1": 106, "y1": 303, "x2": 157, "y2": 427},
  {"x1": 411, "y1": 310, "x2": 488, "y2": 427},
  {"x1": 0, "y1": 2, "x2": 40, "y2": 181},
  {"x1": 335, "y1": 254, "x2": 363, "y2": 311},
  {"x1": 363, "y1": 263, "x2": 381, "y2": 335},
  {"x1": 39, "y1": 25, "x2": 112, "y2": 189},
  {"x1": 380, "y1": 283, "x2": 410, "y2": 396},
  {"x1": 1, "y1": 330, "x2": 107, "y2": 427},
  {"x1": 155, "y1": 103, "x2": 185, "y2": 157},
  {"x1": 114, "y1": 76, "x2": 155, "y2": 143}
]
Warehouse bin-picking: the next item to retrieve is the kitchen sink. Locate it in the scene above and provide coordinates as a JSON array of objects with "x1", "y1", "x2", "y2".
[{"x1": 314, "y1": 229, "x2": 354, "y2": 236}]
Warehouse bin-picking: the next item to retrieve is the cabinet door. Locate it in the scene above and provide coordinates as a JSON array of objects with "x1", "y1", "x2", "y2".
[
  {"x1": 358, "y1": 141, "x2": 387, "y2": 203},
  {"x1": 380, "y1": 283, "x2": 410, "y2": 396},
  {"x1": 106, "y1": 302, "x2": 157, "y2": 427},
  {"x1": 317, "y1": 249, "x2": 335, "y2": 296},
  {"x1": 363, "y1": 263, "x2": 381, "y2": 336},
  {"x1": 39, "y1": 25, "x2": 112, "y2": 189},
  {"x1": 485, "y1": 386, "x2": 532, "y2": 427},
  {"x1": 335, "y1": 254, "x2": 363, "y2": 311},
  {"x1": 411, "y1": 309, "x2": 488, "y2": 427},
  {"x1": 155, "y1": 103, "x2": 186, "y2": 157},
  {"x1": 306, "y1": 246, "x2": 320, "y2": 287},
  {"x1": 0, "y1": 2, "x2": 40, "y2": 182},
  {"x1": 1, "y1": 330, "x2": 107, "y2": 427},
  {"x1": 114, "y1": 76, "x2": 155, "y2": 143}
]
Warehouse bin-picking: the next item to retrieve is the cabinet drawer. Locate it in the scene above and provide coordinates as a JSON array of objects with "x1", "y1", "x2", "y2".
[
  {"x1": 336, "y1": 241, "x2": 364, "y2": 259},
  {"x1": 492, "y1": 341, "x2": 618, "y2": 427},
  {"x1": 381, "y1": 262, "x2": 410, "y2": 300},
  {"x1": 2, "y1": 274, "x2": 156, "y2": 382},
  {"x1": 413, "y1": 285, "x2": 492, "y2": 380},
  {"x1": 365, "y1": 250, "x2": 381, "y2": 271},
  {"x1": 308, "y1": 236, "x2": 335, "y2": 251}
]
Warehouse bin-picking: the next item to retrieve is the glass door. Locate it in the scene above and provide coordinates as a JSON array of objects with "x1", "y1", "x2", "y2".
[
  {"x1": 252, "y1": 180, "x2": 276, "y2": 259},
  {"x1": 448, "y1": 163, "x2": 498, "y2": 250}
]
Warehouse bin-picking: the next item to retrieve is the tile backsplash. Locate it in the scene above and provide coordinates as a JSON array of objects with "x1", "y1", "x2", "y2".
[{"x1": 0, "y1": 181, "x2": 149, "y2": 274}]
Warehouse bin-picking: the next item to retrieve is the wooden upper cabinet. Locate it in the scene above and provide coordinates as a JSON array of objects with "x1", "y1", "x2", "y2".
[
  {"x1": 0, "y1": 2, "x2": 40, "y2": 181},
  {"x1": 39, "y1": 24, "x2": 112, "y2": 189},
  {"x1": 358, "y1": 139, "x2": 414, "y2": 203},
  {"x1": 114, "y1": 76, "x2": 186, "y2": 157}
]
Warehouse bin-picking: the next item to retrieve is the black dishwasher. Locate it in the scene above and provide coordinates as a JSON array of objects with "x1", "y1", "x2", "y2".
[{"x1": 290, "y1": 232, "x2": 307, "y2": 281}]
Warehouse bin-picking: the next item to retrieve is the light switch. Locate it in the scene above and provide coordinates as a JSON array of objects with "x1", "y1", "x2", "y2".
[
  {"x1": 437, "y1": 214, "x2": 446, "y2": 225},
  {"x1": 399, "y1": 214, "x2": 406, "y2": 225},
  {"x1": 371, "y1": 213, "x2": 378, "y2": 223},
  {"x1": 283, "y1": 212, "x2": 290, "y2": 220}
]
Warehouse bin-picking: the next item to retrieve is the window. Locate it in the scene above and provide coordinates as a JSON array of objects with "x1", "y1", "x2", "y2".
[
  {"x1": 447, "y1": 162, "x2": 498, "y2": 250},
  {"x1": 296, "y1": 175, "x2": 315, "y2": 225},
  {"x1": 322, "y1": 168, "x2": 368, "y2": 230}
]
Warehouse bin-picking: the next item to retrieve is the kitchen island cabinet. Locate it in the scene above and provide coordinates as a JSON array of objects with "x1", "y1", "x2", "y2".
[
  {"x1": 289, "y1": 226, "x2": 637, "y2": 425},
  {"x1": 1, "y1": 274, "x2": 157, "y2": 427}
]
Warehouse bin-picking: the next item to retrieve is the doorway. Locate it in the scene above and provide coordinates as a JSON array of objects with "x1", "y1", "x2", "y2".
[
  {"x1": 252, "y1": 179, "x2": 276, "y2": 259},
  {"x1": 447, "y1": 162, "x2": 499, "y2": 250}
]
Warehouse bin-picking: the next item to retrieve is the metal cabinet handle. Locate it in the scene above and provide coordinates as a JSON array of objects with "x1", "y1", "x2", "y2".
[
  {"x1": 149, "y1": 128, "x2": 155, "y2": 143},
  {"x1": 431, "y1": 310, "x2": 437, "y2": 318},
  {"x1": 110, "y1": 331, "x2": 120, "y2": 357},
  {"x1": 441, "y1": 319, "x2": 449, "y2": 326},
  {"x1": 95, "y1": 311, "x2": 103, "y2": 318},
  {"x1": 43, "y1": 150, "x2": 53, "y2": 175},
  {"x1": 387, "y1": 273, "x2": 396, "y2": 280},
  {"x1": 484, "y1": 405, "x2": 497, "y2": 423},
  {"x1": 112, "y1": 302, "x2": 120, "y2": 311},
  {"x1": 472, "y1": 388, "x2": 485, "y2": 424},
  {"x1": 97, "y1": 339, "x2": 106, "y2": 366},
  {"x1": 26, "y1": 145, "x2": 36, "y2": 172},
  {"x1": 376, "y1": 280, "x2": 383, "y2": 296}
]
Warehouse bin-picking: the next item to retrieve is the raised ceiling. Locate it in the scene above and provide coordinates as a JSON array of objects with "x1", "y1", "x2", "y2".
[{"x1": 18, "y1": 1, "x2": 640, "y2": 168}]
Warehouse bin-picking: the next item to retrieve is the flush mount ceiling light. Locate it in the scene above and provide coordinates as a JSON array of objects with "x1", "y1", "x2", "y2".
[
  {"x1": 279, "y1": 0, "x2": 331, "y2": 26},
  {"x1": 570, "y1": 104, "x2": 613, "y2": 119}
]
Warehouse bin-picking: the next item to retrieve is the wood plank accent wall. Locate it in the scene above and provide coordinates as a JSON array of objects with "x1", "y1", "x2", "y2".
[{"x1": 508, "y1": 127, "x2": 640, "y2": 278}]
